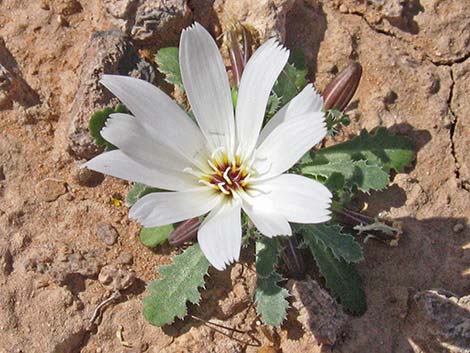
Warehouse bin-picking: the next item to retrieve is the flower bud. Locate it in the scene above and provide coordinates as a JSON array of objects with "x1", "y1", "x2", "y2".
[
  {"x1": 226, "y1": 23, "x2": 254, "y2": 87},
  {"x1": 168, "y1": 217, "x2": 201, "y2": 246},
  {"x1": 323, "y1": 62, "x2": 362, "y2": 112}
]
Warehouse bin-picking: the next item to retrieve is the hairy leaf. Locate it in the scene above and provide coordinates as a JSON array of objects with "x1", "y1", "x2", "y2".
[
  {"x1": 126, "y1": 183, "x2": 162, "y2": 206},
  {"x1": 301, "y1": 160, "x2": 389, "y2": 192},
  {"x1": 88, "y1": 104, "x2": 126, "y2": 150},
  {"x1": 300, "y1": 228, "x2": 366, "y2": 315},
  {"x1": 255, "y1": 238, "x2": 289, "y2": 326},
  {"x1": 305, "y1": 128, "x2": 414, "y2": 172},
  {"x1": 140, "y1": 225, "x2": 173, "y2": 248},
  {"x1": 265, "y1": 92, "x2": 281, "y2": 119},
  {"x1": 295, "y1": 224, "x2": 363, "y2": 263},
  {"x1": 256, "y1": 238, "x2": 280, "y2": 278},
  {"x1": 273, "y1": 62, "x2": 308, "y2": 105},
  {"x1": 143, "y1": 244, "x2": 210, "y2": 326},
  {"x1": 155, "y1": 47, "x2": 183, "y2": 89},
  {"x1": 255, "y1": 272, "x2": 290, "y2": 327}
]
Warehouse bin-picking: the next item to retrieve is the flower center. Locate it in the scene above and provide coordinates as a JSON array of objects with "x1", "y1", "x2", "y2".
[{"x1": 200, "y1": 154, "x2": 250, "y2": 196}]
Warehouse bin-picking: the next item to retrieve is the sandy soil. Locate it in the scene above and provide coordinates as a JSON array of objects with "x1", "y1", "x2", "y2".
[{"x1": 0, "y1": 0, "x2": 469, "y2": 352}]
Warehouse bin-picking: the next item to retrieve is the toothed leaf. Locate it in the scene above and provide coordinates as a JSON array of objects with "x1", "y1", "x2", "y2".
[
  {"x1": 295, "y1": 224, "x2": 363, "y2": 263},
  {"x1": 155, "y1": 47, "x2": 183, "y2": 89},
  {"x1": 139, "y1": 225, "x2": 173, "y2": 248},
  {"x1": 88, "y1": 104, "x2": 126, "y2": 150},
  {"x1": 126, "y1": 183, "x2": 162, "y2": 206},
  {"x1": 301, "y1": 160, "x2": 389, "y2": 192},
  {"x1": 255, "y1": 272, "x2": 290, "y2": 327},
  {"x1": 256, "y1": 238, "x2": 280, "y2": 278},
  {"x1": 304, "y1": 128, "x2": 414, "y2": 172},
  {"x1": 273, "y1": 62, "x2": 308, "y2": 105},
  {"x1": 143, "y1": 244, "x2": 210, "y2": 326},
  {"x1": 265, "y1": 92, "x2": 281, "y2": 119},
  {"x1": 300, "y1": 227, "x2": 366, "y2": 315},
  {"x1": 255, "y1": 239, "x2": 289, "y2": 326}
]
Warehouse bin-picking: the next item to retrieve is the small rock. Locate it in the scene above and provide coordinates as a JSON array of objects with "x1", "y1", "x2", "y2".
[
  {"x1": 96, "y1": 223, "x2": 119, "y2": 246},
  {"x1": 65, "y1": 30, "x2": 156, "y2": 159},
  {"x1": 40, "y1": 0, "x2": 50, "y2": 10},
  {"x1": 104, "y1": 0, "x2": 193, "y2": 45},
  {"x1": 57, "y1": 15, "x2": 69, "y2": 27},
  {"x1": 35, "y1": 178, "x2": 67, "y2": 202},
  {"x1": 453, "y1": 223, "x2": 465, "y2": 233},
  {"x1": 55, "y1": 0, "x2": 83, "y2": 16},
  {"x1": 287, "y1": 278, "x2": 347, "y2": 345},
  {"x1": 75, "y1": 167, "x2": 104, "y2": 187},
  {"x1": 98, "y1": 265, "x2": 135, "y2": 291},
  {"x1": 0, "y1": 244, "x2": 13, "y2": 277},
  {"x1": 415, "y1": 289, "x2": 470, "y2": 349},
  {"x1": 116, "y1": 252, "x2": 133, "y2": 265},
  {"x1": 0, "y1": 165, "x2": 5, "y2": 180}
]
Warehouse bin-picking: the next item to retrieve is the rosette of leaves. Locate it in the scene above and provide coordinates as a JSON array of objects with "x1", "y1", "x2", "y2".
[{"x1": 88, "y1": 45, "x2": 415, "y2": 327}]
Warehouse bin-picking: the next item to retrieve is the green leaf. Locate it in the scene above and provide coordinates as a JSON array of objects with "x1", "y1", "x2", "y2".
[
  {"x1": 255, "y1": 238, "x2": 289, "y2": 326},
  {"x1": 256, "y1": 238, "x2": 280, "y2": 278},
  {"x1": 88, "y1": 105, "x2": 126, "y2": 150},
  {"x1": 126, "y1": 183, "x2": 162, "y2": 206},
  {"x1": 255, "y1": 272, "x2": 290, "y2": 327},
  {"x1": 143, "y1": 244, "x2": 210, "y2": 326},
  {"x1": 265, "y1": 92, "x2": 281, "y2": 119},
  {"x1": 140, "y1": 225, "x2": 173, "y2": 248},
  {"x1": 301, "y1": 160, "x2": 389, "y2": 192},
  {"x1": 155, "y1": 47, "x2": 183, "y2": 89},
  {"x1": 295, "y1": 224, "x2": 363, "y2": 263},
  {"x1": 300, "y1": 228, "x2": 367, "y2": 315},
  {"x1": 273, "y1": 62, "x2": 308, "y2": 105},
  {"x1": 306, "y1": 128, "x2": 414, "y2": 172}
]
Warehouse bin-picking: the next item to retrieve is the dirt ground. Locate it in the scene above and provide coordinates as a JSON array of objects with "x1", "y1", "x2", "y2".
[{"x1": 0, "y1": 0, "x2": 469, "y2": 352}]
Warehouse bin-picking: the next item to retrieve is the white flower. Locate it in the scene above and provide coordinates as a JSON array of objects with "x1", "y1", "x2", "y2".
[{"x1": 84, "y1": 23, "x2": 332, "y2": 270}]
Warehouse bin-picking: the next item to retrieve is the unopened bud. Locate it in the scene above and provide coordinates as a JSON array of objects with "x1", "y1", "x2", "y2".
[
  {"x1": 168, "y1": 217, "x2": 200, "y2": 246},
  {"x1": 323, "y1": 62, "x2": 362, "y2": 112},
  {"x1": 226, "y1": 23, "x2": 254, "y2": 87}
]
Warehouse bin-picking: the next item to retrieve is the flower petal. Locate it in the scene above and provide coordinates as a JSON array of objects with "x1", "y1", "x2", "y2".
[
  {"x1": 101, "y1": 113, "x2": 189, "y2": 171},
  {"x1": 83, "y1": 150, "x2": 197, "y2": 191},
  {"x1": 235, "y1": 39, "x2": 289, "y2": 157},
  {"x1": 180, "y1": 23, "x2": 235, "y2": 152},
  {"x1": 130, "y1": 188, "x2": 222, "y2": 228},
  {"x1": 258, "y1": 83, "x2": 323, "y2": 145},
  {"x1": 261, "y1": 174, "x2": 332, "y2": 223},
  {"x1": 197, "y1": 201, "x2": 242, "y2": 270},
  {"x1": 100, "y1": 75, "x2": 208, "y2": 169},
  {"x1": 241, "y1": 192, "x2": 292, "y2": 237},
  {"x1": 254, "y1": 113, "x2": 327, "y2": 179}
]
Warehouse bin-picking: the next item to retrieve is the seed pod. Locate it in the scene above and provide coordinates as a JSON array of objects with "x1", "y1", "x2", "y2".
[
  {"x1": 168, "y1": 217, "x2": 200, "y2": 246},
  {"x1": 280, "y1": 236, "x2": 306, "y2": 280},
  {"x1": 323, "y1": 62, "x2": 362, "y2": 112}
]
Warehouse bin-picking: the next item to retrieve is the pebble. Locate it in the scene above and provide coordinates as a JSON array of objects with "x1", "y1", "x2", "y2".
[
  {"x1": 96, "y1": 223, "x2": 119, "y2": 246},
  {"x1": 116, "y1": 252, "x2": 133, "y2": 265},
  {"x1": 98, "y1": 265, "x2": 135, "y2": 291},
  {"x1": 453, "y1": 223, "x2": 465, "y2": 233},
  {"x1": 35, "y1": 178, "x2": 67, "y2": 202},
  {"x1": 75, "y1": 167, "x2": 104, "y2": 187}
]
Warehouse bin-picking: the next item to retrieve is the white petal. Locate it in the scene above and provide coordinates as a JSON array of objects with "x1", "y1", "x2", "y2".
[
  {"x1": 101, "y1": 113, "x2": 189, "y2": 171},
  {"x1": 130, "y1": 188, "x2": 222, "y2": 228},
  {"x1": 261, "y1": 174, "x2": 332, "y2": 223},
  {"x1": 235, "y1": 39, "x2": 289, "y2": 158},
  {"x1": 254, "y1": 113, "x2": 327, "y2": 179},
  {"x1": 258, "y1": 83, "x2": 324, "y2": 145},
  {"x1": 180, "y1": 23, "x2": 235, "y2": 152},
  {"x1": 83, "y1": 150, "x2": 197, "y2": 191},
  {"x1": 241, "y1": 193, "x2": 292, "y2": 237},
  {"x1": 100, "y1": 75, "x2": 208, "y2": 169},
  {"x1": 197, "y1": 201, "x2": 242, "y2": 270}
]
